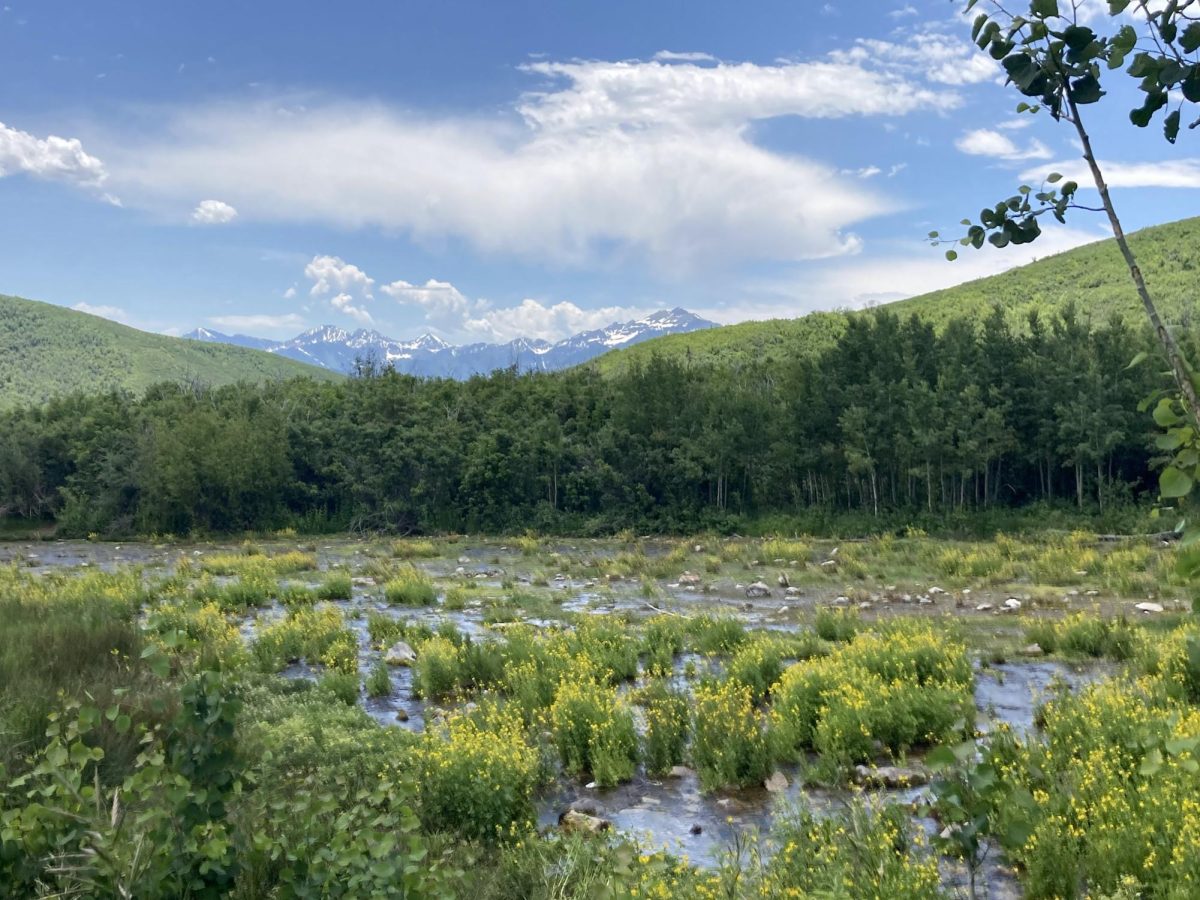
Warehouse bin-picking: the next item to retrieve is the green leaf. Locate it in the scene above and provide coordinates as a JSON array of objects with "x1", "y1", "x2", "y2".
[
  {"x1": 945, "y1": 249, "x2": 958, "y2": 261},
  {"x1": 1181, "y1": 23, "x2": 1200, "y2": 54},
  {"x1": 1126, "y1": 351, "x2": 1148, "y2": 370},
  {"x1": 926, "y1": 746, "x2": 958, "y2": 771},
  {"x1": 1031, "y1": 0, "x2": 1058, "y2": 17},
  {"x1": 1165, "y1": 109, "x2": 1181, "y2": 144},
  {"x1": 1154, "y1": 398, "x2": 1183, "y2": 428},
  {"x1": 1160, "y1": 466, "x2": 1194, "y2": 499},
  {"x1": 1046, "y1": 172, "x2": 1062, "y2": 183},
  {"x1": 1071, "y1": 74, "x2": 1104, "y2": 104},
  {"x1": 1156, "y1": 432, "x2": 1184, "y2": 451},
  {"x1": 1061, "y1": 25, "x2": 1096, "y2": 53}
]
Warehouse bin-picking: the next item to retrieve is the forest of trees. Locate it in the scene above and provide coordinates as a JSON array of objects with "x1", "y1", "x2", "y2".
[{"x1": 0, "y1": 304, "x2": 1181, "y2": 537}]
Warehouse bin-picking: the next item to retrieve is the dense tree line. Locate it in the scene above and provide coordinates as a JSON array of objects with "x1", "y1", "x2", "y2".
[{"x1": 0, "y1": 305, "x2": 1177, "y2": 536}]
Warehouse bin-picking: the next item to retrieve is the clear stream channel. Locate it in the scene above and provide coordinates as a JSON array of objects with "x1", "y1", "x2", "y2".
[{"x1": 2, "y1": 537, "x2": 1112, "y2": 895}]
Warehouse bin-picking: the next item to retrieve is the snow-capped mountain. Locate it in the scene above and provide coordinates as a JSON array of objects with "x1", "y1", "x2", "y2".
[{"x1": 184, "y1": 308, "x2": 716, "y2": 378}]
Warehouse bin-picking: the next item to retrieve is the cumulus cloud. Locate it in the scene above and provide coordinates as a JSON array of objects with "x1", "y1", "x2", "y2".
[
  {"x1": 304, "y1": 255, "x2": 375, "y2": 323},
  {"x1": 956, "y1": 128, "x2": 1052, "y2": 161},
  {"x1": 191, "y1": 198, "x2": 238, "y2": 224},
  {"x1": 331, "y1": 292, "x2": 372, "y2": 324},
  {"x1": 1020, "y1": 158, "x2": 1200, "y2": 189},
  {"x1": 305, "y1": 254, "x2": 375, "y2": 298},
  {"x1": 101, "y1": 48, "x2": 962, "y2": 272},
  {"x1": 0, "y1": 119, "x2": 113, "y2": 197}
]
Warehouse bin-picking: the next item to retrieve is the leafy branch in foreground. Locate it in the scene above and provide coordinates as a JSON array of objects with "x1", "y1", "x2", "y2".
[{"x1": 934, "y1": 0, "x2": 1200, "y2": 538}]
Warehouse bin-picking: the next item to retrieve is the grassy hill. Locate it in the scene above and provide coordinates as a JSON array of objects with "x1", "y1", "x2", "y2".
[
  {"x1": 0, "y1": 294, "x2": 341, "y2": 407},
  {"x1": 591, "y1": 216, "x2": 1200, "y2": 373}
]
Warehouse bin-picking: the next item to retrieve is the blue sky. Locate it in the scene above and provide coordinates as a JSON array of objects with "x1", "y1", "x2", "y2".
[{"x1": 1, "y1": 0, "x2": 1196, "y2": 343}]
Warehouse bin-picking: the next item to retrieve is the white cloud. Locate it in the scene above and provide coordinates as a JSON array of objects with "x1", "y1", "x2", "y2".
[
  {"x1": 304, "y1": 254, "x2": 375, "y2": 298},
  {"x1": 103, "y1": 51, "x2": 957, "y2": 271},
  {"x1": 889, "y1": 4, "x2": 919, "y2": 17},
  {"x1": 955, "y1": 128, "x2": 1052, "y2": 161},
  {"x1": 303, "y1": 255, "x2": 375, "y2": 323},
  {"x1": 1020, "y1": 158, "x2": 1200, "y2": 189},
  {"x1": 887, "y1": 162, "x2": 908, "y2": 177},
  {"x1": 282, "y1": 286, "x2": 297, "y2": 299},
  {"x1": 0, "y1": 119, "x2": 111, "y2": 191},
  {"x1": 841, "y1": 165, "x2": 882, "y2": 179},
  {"x1": 331, "y1": 292, "x2": 372, "y2": 324},
  {"x1": 209, "y1": 313, "x2": 305, "y2": 334},
  {"x1": 653, "y1": 50, "x2": 716, "y2": 63},
  {"x1": 381, "y1": 278, "x2": 483, "y2": 325},
  {"x1": 71, "y1": 301, "x2": 131, "y2": 323},
  {"x1": 831, "y1": 33, "x2": 998, "y2": 86},
  {"x1": 738, "y1": 226, "x2": 1103, "y2": 317},
  {"x1": 517, "y1": 57, "x2": 951, "y2": 133},
  {"x1": 464, "y1": 298, "x2": 645, "y2": 343},
  {"x1": 191, "y1": 198, "x2": 238, "y2": 224}
]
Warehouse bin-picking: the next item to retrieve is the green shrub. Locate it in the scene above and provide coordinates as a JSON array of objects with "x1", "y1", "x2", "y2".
[
  {"x1": 692, "y1": 679, "x2": 769, "y2": 791},
  {"x1": 550, "y1": 680, "x2": 637, "y2": 786},
  {"x1": 642, "y1": 684, "x2": 690, "y2": 777},
  {"x1": 383, "y1": 568, "x2": 437, "y2": 606},
  {"x1": 413, "y1": 636, "x2": 462, "y2": 699},
  {"x1": 688, "y1": 615, "x2": 746, "y2": 655},
  {"x1": 316, "y1": 571, "x2": 353, "y2": 601},
  {"x1": 642, "y1": 615, "x2": 685, "y2": 675},
  {"x1": 726, "y1": 637, "x2": 784, "y2": 703},
  {"x1": 365, "y1": 659, "x2": 392, "y2": 698},
  {"x1": 418, "y1": 709, "x2": 539, "y2": 841},
  {"x1": 814, "y1": 607, "x2": 859, "y2": 643}
]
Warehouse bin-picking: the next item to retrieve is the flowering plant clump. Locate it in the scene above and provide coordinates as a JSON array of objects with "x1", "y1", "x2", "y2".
[
  {"x1": 772, "y1": 620, "x2": 973, "y2": 765},
  {"x1": 692, "y1": 678, "x2": 770, "y2": 791},
  {"x1": 550, "y1": 679, "x2": 638, "y2": 786},
  {"x1": 417, "y1": 707, "x2": 539, "y2": 841}
]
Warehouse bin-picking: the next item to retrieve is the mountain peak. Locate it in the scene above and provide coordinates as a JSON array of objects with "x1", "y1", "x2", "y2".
[{"x1": 182, "y1": 307, "x2": 715, "y2": 378}]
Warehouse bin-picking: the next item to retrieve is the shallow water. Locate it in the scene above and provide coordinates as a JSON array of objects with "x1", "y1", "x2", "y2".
[{"x1": 8, "y1": 536, "x2": 1118, "y2": 887}]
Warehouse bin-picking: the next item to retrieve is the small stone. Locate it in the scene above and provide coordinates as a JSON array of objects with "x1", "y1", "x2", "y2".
[
  {"x1": 395, "y1": 708, "x2": 409, "y2": 722},
  {"x1": 679, "y1": 572, "x2": 702, "y2": 585},
  {"x1": 764, "y1": 770, "x2": 789, "y2": 793},
  {"x1": 1003, "y1": 598, "x2": 1022, "y2": 611},
  {"x1": 976, "y1": 602, "x2": 994, "y2": 612},
  {"x1": 859, "y1": 601, "x2": 873, "y2": 610},
  {"x1": 690, "y1": 823, "x2": 703, "y2": 835},
  {"x1": 746, "y1": 581, "x2": 771, "y2": 598},
  {"x1": 1135, "y1": 601, "x2": 1164, "y2": 614},
  {"x1": 457, "y1": 556, "x2": 471, "y2": 564},
  {"x1": 928, "y1": 586, "x2": 946, "y2": 595},
  {"x1": 785, "y1": 586, "x2": 802, "y2": 596},
  {"x1": 1020, "y1": 643, "x2": 1045, "y2": 657},
  {"x1": 668, "y1": 765, "x2": 693, "y2": 779}
]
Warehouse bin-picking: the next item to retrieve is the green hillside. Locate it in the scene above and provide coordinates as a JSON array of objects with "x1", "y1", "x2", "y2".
[
  {"x1": 0, "y1": 294, "x2": 340, "y2": 407},
  {"x1": 591, "y1": 216, "x2": 1200, "y2": 373}
]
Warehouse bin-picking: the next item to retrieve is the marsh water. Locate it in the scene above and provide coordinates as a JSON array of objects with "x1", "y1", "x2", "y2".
[{"x1": 3, "y1": 536, "x2": 1117, "y2": 892}]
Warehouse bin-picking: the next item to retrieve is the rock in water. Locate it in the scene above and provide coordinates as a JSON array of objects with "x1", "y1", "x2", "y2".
[
  {"x1": 1135, "y1": 602, "x2": 1164, "y2": 613},
  {"x1": 385, "y1": 641, "x2": 417, "y2": 666},
  {"x1": 764, "y1": 770, "x2": 789, "y2": 793},
  {"x1": 559, "y1": 810, "x2": 611, "y2": 834},
  {"x1": 746, "y1": 581, "x2": 771, "y2": 598},
  {"x1": 852, "y1": 765, "x2": 929, "y2": 789}
]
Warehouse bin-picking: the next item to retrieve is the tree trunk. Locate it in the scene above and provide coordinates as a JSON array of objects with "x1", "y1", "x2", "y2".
[{"x1": 1066, "y1": 89, "x2": 1200, "y2": 426}]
